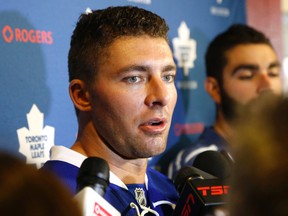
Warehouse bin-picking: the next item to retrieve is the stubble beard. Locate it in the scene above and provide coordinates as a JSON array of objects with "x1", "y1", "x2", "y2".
[{"x1": 218, "y1": 86, "x2": 245, "y2": 125}]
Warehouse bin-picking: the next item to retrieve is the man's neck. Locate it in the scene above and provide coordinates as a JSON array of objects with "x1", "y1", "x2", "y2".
[
  {"x1": 71, "y1": 139, "x2": 148, "y2": 185},
  {"x1": 109, "y1": 159, "x2": 147, "y2": 184},
  {"x1": 213, "y1": 112, "x2": 234, "y2": 144}
]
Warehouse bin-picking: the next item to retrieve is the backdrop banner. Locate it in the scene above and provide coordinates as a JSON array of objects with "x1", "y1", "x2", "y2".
[{"x1": 0, "y1": 0, "x2": 246, "y2": 170}]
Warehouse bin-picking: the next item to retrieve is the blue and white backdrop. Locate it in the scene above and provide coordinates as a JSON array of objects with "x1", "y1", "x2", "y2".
[{"x1": 0, "y1": 0, "x2": 246, "y2": 170}]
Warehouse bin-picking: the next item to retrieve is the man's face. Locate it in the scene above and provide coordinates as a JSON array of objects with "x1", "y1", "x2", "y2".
[
  {"x1": 89, "y1": 36, "x2": 177, "y2": 159},
  {"x1": 220, "y1": 44, "x2": 282, "y2": 122}
]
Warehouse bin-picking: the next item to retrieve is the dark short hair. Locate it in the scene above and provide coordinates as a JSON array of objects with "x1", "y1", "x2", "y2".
[
  {"x1": 205, "y1": 24, "x2": 273, "y2": 82},
  {"x1": 68, "y1": 6, "x2": 169, "y2": 86}
]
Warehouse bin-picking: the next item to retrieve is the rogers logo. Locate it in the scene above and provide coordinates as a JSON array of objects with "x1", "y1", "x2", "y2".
[
  {"x1": 174, "y1": 122, "x2": 204, "y2": 136},
  {"x1": 2, "y1": 25, "x2": 53, "y2": 44}
]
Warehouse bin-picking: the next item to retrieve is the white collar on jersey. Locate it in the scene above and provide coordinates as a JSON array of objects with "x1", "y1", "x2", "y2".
[{"x1": 48, "y1": 145, "x2": 149, "y2": 190}]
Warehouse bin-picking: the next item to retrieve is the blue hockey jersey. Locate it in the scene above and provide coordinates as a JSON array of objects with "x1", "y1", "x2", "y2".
[
  {"x1": 42, "y1": 146, "x2": 179, "y2": 216},
  {"x1": 167, "y1": 126, "x2": 230, "y2": 180}
]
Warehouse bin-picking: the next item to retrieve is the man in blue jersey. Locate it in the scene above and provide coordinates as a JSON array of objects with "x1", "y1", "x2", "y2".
[
  {"x1": 42, "y1": 6, "x2": 178, "y2": 216},
  {"x1": 168, "y1": 24, "x2": 283, "y2": 179}
]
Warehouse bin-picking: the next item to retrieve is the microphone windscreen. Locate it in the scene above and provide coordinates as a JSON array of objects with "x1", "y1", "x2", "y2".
[
  {"x1": 193, "y1": 150, "x2": 231, "y2": 179},
  {"x1": 220, "y1": 150, "x2": 234, "y2": 164},
  {"x1": 174, "y1": 166, "x2": 216, "y2": 194},
  {"x1": 76, "y1": 157, "x2": 109, "y2": 195}
]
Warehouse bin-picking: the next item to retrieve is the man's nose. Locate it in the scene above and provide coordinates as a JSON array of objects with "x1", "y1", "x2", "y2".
[
  {"x1": 257, "y1": 73, "x2": 273, "y2": 93},
  {"x1": 144, "y1": 77, "x2": 170, "y2": 108}
]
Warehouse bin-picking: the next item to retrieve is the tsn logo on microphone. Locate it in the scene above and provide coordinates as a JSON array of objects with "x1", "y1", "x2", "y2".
[
  {"x1": 180, "y1": 184, "x2": 230, "y2": 216},
  {"x1": 197, "y1": 185, "x2": 230, "y2": 196}
]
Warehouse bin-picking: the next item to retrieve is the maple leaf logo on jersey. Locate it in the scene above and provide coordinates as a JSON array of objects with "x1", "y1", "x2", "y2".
[{"x1": 17, "y1": 104, "x2": 55, "y2": 168}]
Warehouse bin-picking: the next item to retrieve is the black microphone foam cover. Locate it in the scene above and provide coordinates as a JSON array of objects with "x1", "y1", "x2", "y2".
[
  {"x1": 174, "y1": 166, "x2": 217, "y2": 194},
  {"x1": 76, "y1": 157, "x2": 110, "y2": 196},
  {"x1": 193, "y1": 150, "x2": 231, "y2": 179},
  {"x1": 174, "y1": 166, "x2": 203, "y2": 194}
]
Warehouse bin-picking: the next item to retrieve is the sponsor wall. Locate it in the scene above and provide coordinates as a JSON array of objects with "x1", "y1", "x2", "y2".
[{"x1": 0, "y1": 0, "x2": 246, "y2": 170}]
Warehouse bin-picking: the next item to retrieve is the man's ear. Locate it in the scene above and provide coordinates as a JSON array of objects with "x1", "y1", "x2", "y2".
[
  {"x1": 205, "y1": 77, "x2": 221, "y2": 104},
  {"x1": 69, "y1": 79, "x2": 92, "y2": 111}
]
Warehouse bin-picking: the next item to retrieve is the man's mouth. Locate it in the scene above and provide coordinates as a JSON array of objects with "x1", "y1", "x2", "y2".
[
  {"x1": 140, "y1": 118, "x2": 167, "y2": 133},
  {"x1": 148, "y1": 120, "x2": 163, "y2": 126}
]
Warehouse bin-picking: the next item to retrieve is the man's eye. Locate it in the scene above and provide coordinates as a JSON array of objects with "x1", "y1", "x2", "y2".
[
  {"x1": 268, "y1": 70, "x2": 280, "y2": 78},
  {"x1": 162, "y1": 75, "x2": 175, "y2": 83},
  {"x1": 238, "y1": 75, "x2": 253, "y2": 80},
  {"x1": 126, "y1": 76, "x2": 141, "y2": 83},
  {"x1": 237, "y1": 70, "x2": 254, "y2": 80}
]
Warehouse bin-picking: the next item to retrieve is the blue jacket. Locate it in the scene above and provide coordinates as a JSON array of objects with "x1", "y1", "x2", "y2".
[{"x1": 167, "y1": 126, "x2": 229, "y2": 180}]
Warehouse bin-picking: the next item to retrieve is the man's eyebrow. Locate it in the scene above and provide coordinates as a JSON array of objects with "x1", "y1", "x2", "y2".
[
  {"x1": 163, "y1": 64, "x2": 177, "y2": 72},
  {"x1": 232, "y1": 61, "x2": 281, "y2": 75},
  {"x1": 118, "y1": 64, "x2": 177, "y2": 74},
  {"x1": 268, "y1": 61, "x2": 281, "y2": 69},
  {"x1": 118, "y1": 65, "x2": 148, "y2": 74}
]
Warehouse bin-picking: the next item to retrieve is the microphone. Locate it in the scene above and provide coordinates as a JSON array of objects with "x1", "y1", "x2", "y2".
[
  {"x1": 74, "y1": 157, "x2": 121, "y2": 216},
  {"x1": 76, "y1": 157, "x2": 109, "y2": 196},
  {"x1": 174, "y1": 166, "x2": 216, "y2": 194},
  {"x1": 193, "y1": 150, "x2": 232, "y2": 179},
  {"x1": 173, "y1": 151, "x2": 231, "y2": 216},
  {"x1": 220, "y1": 150, "x2": 234, "y2": 165}
]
